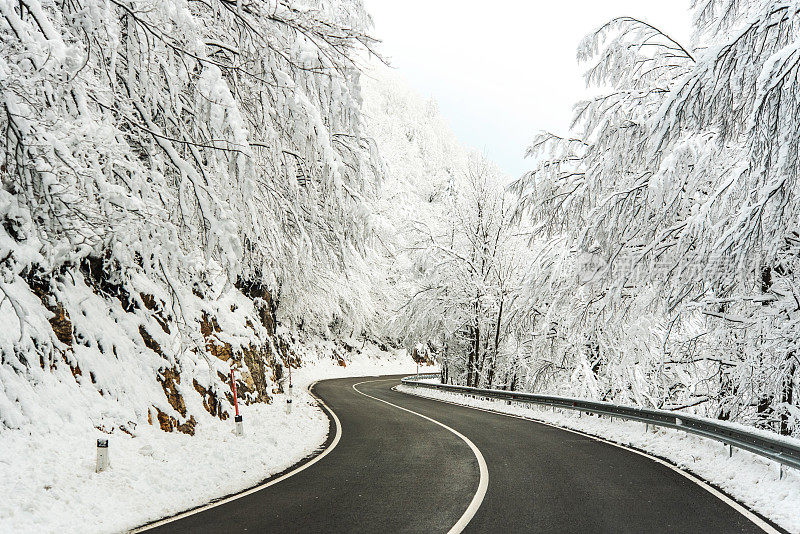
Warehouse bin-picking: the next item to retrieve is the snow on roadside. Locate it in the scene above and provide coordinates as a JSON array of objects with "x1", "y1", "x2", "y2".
[
  {"x1": 398, "y1": 384, "x2": 800, "y2": 534},
  {"x1": 0, "y1": 348, "x2": 419, "y2": 534},
  {"x1": 293, "y1": 349, "x2": 421, "y2": 392}
]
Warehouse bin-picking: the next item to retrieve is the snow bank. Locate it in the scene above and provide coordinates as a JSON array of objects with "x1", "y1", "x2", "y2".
[
  {"x1": 0, "y1": 347, "x2": 417, "y2": 534},
  {"x1": 0, "y1": 391, "x2": 326, "y2": 534},
  {"x1": 398, "y1": 384, "x2": 800, "y2": 534}
]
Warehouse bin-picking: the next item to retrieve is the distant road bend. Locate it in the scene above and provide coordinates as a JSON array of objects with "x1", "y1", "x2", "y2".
[{"x1": 141, "y1": 375, "x2": 784, "y2": 534}]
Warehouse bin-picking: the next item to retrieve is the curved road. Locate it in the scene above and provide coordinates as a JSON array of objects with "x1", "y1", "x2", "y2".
[{"x1": 144, "y1": 375, "x2": 778, "y2": 533}]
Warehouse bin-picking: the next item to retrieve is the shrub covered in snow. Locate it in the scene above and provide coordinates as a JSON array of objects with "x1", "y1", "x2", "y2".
[{"x1": 0, "y1": 0, "x2": 387, "y2": 432}]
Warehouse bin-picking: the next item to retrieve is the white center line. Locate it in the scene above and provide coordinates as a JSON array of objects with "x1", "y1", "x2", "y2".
[{"x1": 352, "y1": 379, "x2": 488, "y2": 534}]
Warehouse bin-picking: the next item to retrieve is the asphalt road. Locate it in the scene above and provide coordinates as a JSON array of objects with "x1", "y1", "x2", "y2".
[{"x1": 145, "y1": 375, "x2": 776, "y2": 533}]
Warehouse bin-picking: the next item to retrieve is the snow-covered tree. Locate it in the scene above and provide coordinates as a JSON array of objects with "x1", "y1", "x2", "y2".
[
  {"x1": 509, "y1": 1, "x2": 800, "y2": 434},
  {"x1": 0, "y1": 0, "x2": 398, "y2": 432},
  {"x1": 362, "y1": 67, "x2": 526, "y2": 388},
  {"x1": 397, "y1": 155, "x2": 521, "y2": 388},
  {"x1": 0, "y1": 0, "x2": 383, "y2": 342}
]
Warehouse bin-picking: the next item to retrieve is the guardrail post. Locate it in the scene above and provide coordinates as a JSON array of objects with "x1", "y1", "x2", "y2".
[
  {"x1": 779, "y1": 464, "x2": 785, "y2": 480},
  {"x1": 726, "y1": 443, "x2": 733, "y2": 457}
]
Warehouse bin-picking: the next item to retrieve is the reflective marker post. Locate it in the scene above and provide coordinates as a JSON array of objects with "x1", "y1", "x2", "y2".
[
  {"x1": 96, "y1": 439, "x2": 109, "y2": 472},
  {"x1": 231, "y1": 368, "x2": 243, "y2": 436},
  {"x1": 286, "y1": 362, "x2": 293, "y2": 414}
]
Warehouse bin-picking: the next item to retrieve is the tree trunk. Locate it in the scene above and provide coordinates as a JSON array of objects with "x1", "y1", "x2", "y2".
[
  {"x1": 472, "y1": 322, "x2": 480, "y2": 387},
  {"x1": 466, "y1": 325, "x2": 476, "y2": 388},
  {"x1": 486, "y1": 299, "x2": 503, "y2": 388},
  {"x1": 780, "y1": 356, "x2": 796, "y2": 435}
]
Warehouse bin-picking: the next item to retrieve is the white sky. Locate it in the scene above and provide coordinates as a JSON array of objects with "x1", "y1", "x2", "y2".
[{"x1": 363, "y1": 1, "x2": 692, "y2": 178}]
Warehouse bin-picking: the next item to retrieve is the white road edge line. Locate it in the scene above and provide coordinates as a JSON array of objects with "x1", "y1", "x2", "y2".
[
  {"x1": 395, "y1": 385, "x2": 781, "y2": 534},
  {"x1": 353, "y1": 379, "x2": 488, "y2": 534},
  {"x1": 129, "y1": 380, "x2": 342, "y2": 533}
]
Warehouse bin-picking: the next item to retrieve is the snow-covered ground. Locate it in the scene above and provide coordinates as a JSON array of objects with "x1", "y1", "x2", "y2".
[
  {"x1": 398, "y1": 383, "x2": 800, "y2": 534},
  {"x1": 0, "y1": 351, "x2": 419, "y2": 534}
]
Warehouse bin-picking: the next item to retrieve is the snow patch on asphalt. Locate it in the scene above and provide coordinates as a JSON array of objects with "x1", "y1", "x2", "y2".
[{"x1": 398, "y1": 384, "x2": 800, "y2": 534}]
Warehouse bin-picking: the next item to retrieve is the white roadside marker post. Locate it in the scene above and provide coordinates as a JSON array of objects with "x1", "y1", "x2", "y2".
[
  {"x1": 286, "y1": 362, "x2": 293, "y2": 415},
  {"x1": 96, "y1": 438, "x2": 109, "y2": 473},
  {"x1": 231, "y1": 368, "x2": 243, "y2": 437}
]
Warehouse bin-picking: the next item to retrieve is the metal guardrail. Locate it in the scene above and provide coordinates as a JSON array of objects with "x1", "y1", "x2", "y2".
[{"x1": 401, "y1": 375, "x2": 800, "y2": 474}]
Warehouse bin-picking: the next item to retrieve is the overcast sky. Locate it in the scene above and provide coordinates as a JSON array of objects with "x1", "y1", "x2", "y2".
[{"x1": 363, "y1": 1, "x2": 692, "y2": 178}]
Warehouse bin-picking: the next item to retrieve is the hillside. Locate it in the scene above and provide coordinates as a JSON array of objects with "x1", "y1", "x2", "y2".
[
  {"x1": 0, "y1": 0, "x2": 391, "y2": 433},
  {"x1": 2, "y1": 0, "x2": 798, "y2": 532},
  {"x1": 0, "y1": 2, "x2": 485, "y2": 531}
]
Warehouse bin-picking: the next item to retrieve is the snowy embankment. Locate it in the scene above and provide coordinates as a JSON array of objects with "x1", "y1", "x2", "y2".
[
  {"x1": 0, "y1": 351, "x2": 418, "y2": 534},
  {"x1": 398, "y1": 384, "x2": 800, "y2": 534}
]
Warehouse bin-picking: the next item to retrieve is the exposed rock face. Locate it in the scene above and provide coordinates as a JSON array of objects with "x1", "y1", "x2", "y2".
[
  {"x1": 155, "y1": 368, "x2": 195, "y2": 435},
  {"x1": 152, "y1": 406, "x2": 196, "y2": 435},
  {"x1": 193, "y1": 379, "x2": 228, "y2": 420},
  {"x1": 200, "y1": 312, "x2": 233, "y2": 361},
  {"x1": 224, "y1": 278, "x2": 297, "y2": 404},
  {"x1": 21, "y1": 257, "x2": 298, "y2": 436},
  {"x1": 236, "y1": 278, "x2": 278, "y2": 337},
  {"x1": 141, "y1": 293, "x2": 171, "y2": 334},
  {"x1": 157, "y1": 368, "x2": 186, "y2": 416},
  {"x1": 176, "y1": 416, "x2": 197, "y2": 435},
  {"x1": 139, "y1": 325, "x2": 163, "y2": 356},
  {"x1": 80, "y1": 255, "x2": 135, "y2": 312},
  {"x1": 199, "y1": 310, "x2": 269, "y2": 404},
  {"x1": 242, "y1": 344, "x2": 270, "y2": 403},
  {"x1": 49, "y1": 303, "x2": 73, "y2": 347},
  {"x1": 26, "y1": 273, "x2": 84, "y2": 378},
  {"x1": 27, "y1": 272, "x2": 74, "y2": 349}
]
